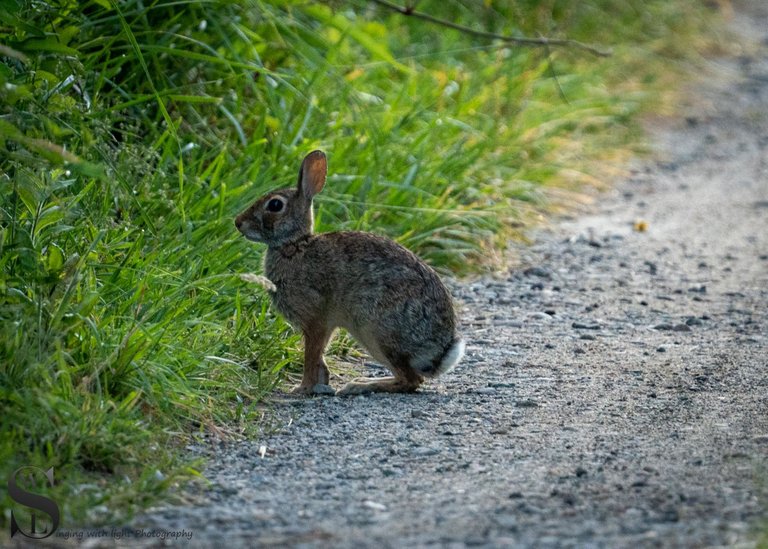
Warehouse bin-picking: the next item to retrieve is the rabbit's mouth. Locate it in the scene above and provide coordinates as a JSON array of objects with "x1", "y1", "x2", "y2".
[
  {"x1": 240, "y1": 229, "x2": 264, "y2": 243},
  {"x1": 235, "y1": 216, "x2": 264, "y2": 243}
]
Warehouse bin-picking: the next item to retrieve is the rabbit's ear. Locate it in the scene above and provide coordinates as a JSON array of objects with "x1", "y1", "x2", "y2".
[{"x1": 298, "y1": 150, "x2": 327, "y2": 200}]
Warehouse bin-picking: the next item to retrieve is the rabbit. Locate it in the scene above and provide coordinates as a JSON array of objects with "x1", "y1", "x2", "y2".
[{"x1": 235, "y1": 150, "x2": 464, "y2": 396}]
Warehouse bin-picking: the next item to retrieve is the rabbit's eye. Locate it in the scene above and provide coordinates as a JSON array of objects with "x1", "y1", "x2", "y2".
[{"x1": 265, "y1": 198, "x2": 284, "y2": 213}]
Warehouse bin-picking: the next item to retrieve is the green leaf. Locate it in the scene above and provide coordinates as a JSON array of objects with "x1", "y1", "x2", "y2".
[
  {"x1": 15, "y1": 182, "x2": 40, "y2": 217},
  {"x1": 35, "y1": 205, "x2": 65, "y2": 236},
  {"x1": 46, "y1": 243, "x2": 65, "y2": 272},
  {"x1": 18, "y1": 37, "x2": 79, "y2": 56}
]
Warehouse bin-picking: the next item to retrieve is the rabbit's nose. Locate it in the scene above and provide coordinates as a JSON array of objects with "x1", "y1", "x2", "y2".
[{"x1": 235, "y1": 217, "x2": 242, "y2": 230}]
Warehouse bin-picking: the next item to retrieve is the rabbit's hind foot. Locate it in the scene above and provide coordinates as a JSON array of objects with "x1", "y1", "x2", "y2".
[{"x1": 336, "y1": 375, "x2": 422, "y2": 396}]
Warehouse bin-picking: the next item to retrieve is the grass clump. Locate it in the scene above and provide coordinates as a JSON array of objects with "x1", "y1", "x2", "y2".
[{"x1": 1, "y1": 0, "x2": 723, "y2": 525}]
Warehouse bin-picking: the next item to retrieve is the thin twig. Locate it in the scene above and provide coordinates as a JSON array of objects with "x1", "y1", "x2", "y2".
[
  {"x1": 367, "y1": 0, "x2": 612, "y2": 58},
  {"x1": 540, "y1": 34, "x2": 570, "y2": 104}
]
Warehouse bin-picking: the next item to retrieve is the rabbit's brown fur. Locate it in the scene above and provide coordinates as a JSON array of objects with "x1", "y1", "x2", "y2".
[{"x1": 235, "y1": 150, "x2": 464, "y2": 395}]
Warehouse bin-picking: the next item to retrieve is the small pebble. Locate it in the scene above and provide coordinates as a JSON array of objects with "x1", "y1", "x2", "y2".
[
  {"x1": 653, "y1": 323, "x2": 691, "y2": 332},
  {"x1": 363, "y1": 500, "x2": 387, "y2": 511},
  {"x1": 572, "y1": 321, "x2": 601, "y2": 330},
  {"x1": 524, "y1": 266, "x2": 552, "y2": 278}
]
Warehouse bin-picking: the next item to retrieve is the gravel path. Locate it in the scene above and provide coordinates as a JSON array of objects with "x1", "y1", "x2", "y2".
[{"x1": 119, "y1": 4, "x2": 768, "y2": 548}]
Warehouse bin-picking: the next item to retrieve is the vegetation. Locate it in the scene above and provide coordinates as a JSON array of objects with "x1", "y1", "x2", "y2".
[{"x1": 1, "y1": 0, "x2": 722, "y2": 525}]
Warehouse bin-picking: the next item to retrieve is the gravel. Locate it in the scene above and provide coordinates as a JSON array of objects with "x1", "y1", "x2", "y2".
[{"x1": 84, "y1": 3, "x2": 768, "y2": 547}]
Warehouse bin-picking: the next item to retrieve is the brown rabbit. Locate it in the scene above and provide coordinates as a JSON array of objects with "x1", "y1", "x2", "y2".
[{"x1": 235, "y1": 150, "x2": 464, "y2": 395}]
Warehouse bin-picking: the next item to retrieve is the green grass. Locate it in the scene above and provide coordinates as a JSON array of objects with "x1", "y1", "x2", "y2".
[{"x1": 1, "y1": 0, "x2": 723, "y2": 527}]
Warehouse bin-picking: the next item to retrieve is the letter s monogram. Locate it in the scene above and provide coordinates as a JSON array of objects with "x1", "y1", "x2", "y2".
[{"x1": 8, "y1": 466, "x2": 60, "y2": 539}]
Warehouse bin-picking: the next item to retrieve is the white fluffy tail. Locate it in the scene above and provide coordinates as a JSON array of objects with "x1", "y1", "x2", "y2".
[{"x1": 422, "y1": 338, "x2": 465, "y2": 379}]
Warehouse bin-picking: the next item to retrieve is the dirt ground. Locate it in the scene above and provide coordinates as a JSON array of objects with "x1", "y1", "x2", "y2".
[{"x1": 105, "y1": 2, "x2": 768, "y2": 548}]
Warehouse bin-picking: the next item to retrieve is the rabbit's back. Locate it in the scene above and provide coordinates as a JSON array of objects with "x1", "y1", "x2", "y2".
[{"x1": 265, "y1": 231, "x2": 459, "y2": 374}]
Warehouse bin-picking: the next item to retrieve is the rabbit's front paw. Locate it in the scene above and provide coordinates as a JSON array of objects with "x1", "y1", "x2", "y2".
[{"x1": 291, "y1": 383, "x2": 336, "y2": 396}]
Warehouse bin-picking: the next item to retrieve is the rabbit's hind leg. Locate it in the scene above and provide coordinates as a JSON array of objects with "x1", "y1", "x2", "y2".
[
  {"x1": 336, "y1": 376, "x2": 421, "y2": 395},
  {"x1": 336, "y1": 361, "x2": 423, "y2": 396}
]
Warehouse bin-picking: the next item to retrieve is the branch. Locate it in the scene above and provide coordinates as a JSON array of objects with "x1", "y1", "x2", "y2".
[
  {"x1": 367, "y1": 0, "x2": 612, "y2": 58},
  {"x1": 540, "y1": 35, "x2": 571, "y2": 104}
]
